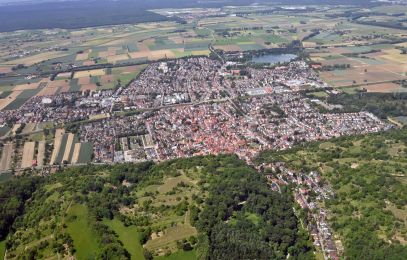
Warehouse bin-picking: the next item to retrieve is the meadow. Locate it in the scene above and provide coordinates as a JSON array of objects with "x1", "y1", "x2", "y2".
[
  {"x1": 66, "y1": 204, "x2": 100, "y2": 259},
  {"x1": 103, "y1": 218, "x2": 144, "y2": 260}
]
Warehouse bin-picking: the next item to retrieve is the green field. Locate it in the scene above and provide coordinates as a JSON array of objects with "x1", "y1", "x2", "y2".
[
  {"x1": 76, "y1": 142, "x2": 93, "y2": 164},
  {"x1": 66, "y1": 204, "x2": 99, "y2": 259},
  {"x1": 0, "y1": 240, "x2": 5, "y2": 260},
  {"x1": 103, "y1": 218, "x2": 144, "y2": 260},
  {"x1": 155, "y1": 250, "x2": 196, "y2": 260},
  {"x1": 3, "y1": 88, "x2": 41, "y2": 110},
  {"x1": 54, "y1": 133, "x2": 69, "y2": 164},
  {"x1": 0, "y1": 126, "x2": 10, "y2": 137}
]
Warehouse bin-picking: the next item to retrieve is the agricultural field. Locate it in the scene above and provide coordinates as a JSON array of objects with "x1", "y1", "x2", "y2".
[
  {"x1": 0, "y1": 143, "x2": 13, "y2": 172},
  {"x1": 21, "y1": 142, "x2": 36, "y2": 168},
  {"x1": 310, "y1": 43, "x2": 407, "y2": 88},
  {"x1": 49, "y1": 130, "x2": 91, "y2": 166},
  {"x1": 0, "y1": 4, "x2": 405, "y2": 111},
  {"x1": 0, "y1": 125, "x2": 10, "y2": 137},
  {"x1": 0, "y1": 64, "x2": 147, "y2": 111}
]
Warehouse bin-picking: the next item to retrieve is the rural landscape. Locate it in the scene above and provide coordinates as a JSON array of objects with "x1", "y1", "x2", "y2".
[{"x1": 0, "y1": 0, "x2": 407, "y2": 259}]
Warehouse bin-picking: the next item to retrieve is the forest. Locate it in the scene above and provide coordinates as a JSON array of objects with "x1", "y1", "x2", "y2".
[
  {"x1": 0, "y1": 0, "x2": 379, "y2": 32},
  {"x1": 327, "y1": 92, "x2": 407, "y2": 119},
  {"x1": 0, "y1": 155, "x2": 314, "y2": 259}
]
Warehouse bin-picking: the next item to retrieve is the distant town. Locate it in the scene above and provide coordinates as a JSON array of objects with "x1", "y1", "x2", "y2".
[{"x1": 0, "y1": 57, "x2": 392, "y2": 173}]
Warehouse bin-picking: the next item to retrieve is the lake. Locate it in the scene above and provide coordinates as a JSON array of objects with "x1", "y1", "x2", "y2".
[{"x1": 251, "y1": 53, "x2": 297, "y2": 64}]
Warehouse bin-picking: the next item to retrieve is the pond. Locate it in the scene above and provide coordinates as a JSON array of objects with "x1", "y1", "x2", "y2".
[{"x1": 251, "y1": 53, "x2": 297, "y2": 64}]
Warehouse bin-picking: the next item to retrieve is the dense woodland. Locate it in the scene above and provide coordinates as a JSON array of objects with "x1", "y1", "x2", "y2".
[
  {"x1": 0, "y1": 0, "x2": 379, "y2": 32},
  {"x1": 327, "y1": 92, "x2": 407, "y2": 119}
]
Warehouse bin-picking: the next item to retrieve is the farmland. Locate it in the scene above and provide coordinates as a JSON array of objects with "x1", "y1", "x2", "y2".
[
  {"x1": 310, "y1": 43, "x2": 407, "y2": 88},
  {"x1": 0, "y1": 4, "x2": 405, "y2": 115},
  {"x1": 21, "y1": 142, "x2": 35, "y2": 168},
  {"x1": 0, "y1": 143, "x2": 13, "y2": 172}
]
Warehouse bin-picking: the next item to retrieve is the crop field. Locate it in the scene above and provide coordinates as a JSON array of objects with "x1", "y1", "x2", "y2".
[
  {"x1": 0, "y1": 5, "x2": 403, "y2": 106},
  {"x1": 0, "y1": 90, "x2": 22, "y2": 111},
  {"x1": 62, "y1": 133, "x2": 75, "y2": 163},
  {"x1": 364, "y1": 82, "x2": 407, "y2": 93},
  {"x1": 1, "y1": 88, "x2": 41, "y2": 111},
  {"x1": 50, "y1": 129, "x2": 65, "y2": 165},
  {"x1": 310, "y1": 43, "x2": 407, "y2": 88},
  {"x1": 21, "y1": 141, "x2": 35, "y2": 168},
  {"x1": 0, "y1": 143, "x2": 12, "y2": 172},
  {"x1": 0, "y1": 125, "x2": 10, "y2": 137},
  {"x1": 74, "y1": 69, "x2": 106, "y2": 78},
  {"x1": 36, "y1": 141, "x2": 45, "y2": 167},
  {"x1": 71, "y1": 142, "x2": 93, "y2": 164},
  {"x1": 3, "y1": 51, "x2": 69, "y2": 66}
]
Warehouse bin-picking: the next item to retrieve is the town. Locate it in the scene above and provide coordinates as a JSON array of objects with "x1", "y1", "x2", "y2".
[{"x1": 0, "y1": 57, "x2": 392, "y2": 170}]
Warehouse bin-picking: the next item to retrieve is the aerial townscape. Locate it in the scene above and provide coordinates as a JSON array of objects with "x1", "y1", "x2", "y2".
[{"x1": 0, "y1": 0, "x2": 407, "y2": 260}]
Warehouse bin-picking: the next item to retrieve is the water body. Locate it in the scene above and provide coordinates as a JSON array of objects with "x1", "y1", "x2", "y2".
[{"x1": 251, "y1": 53, "x2": 297, "y2": 65}]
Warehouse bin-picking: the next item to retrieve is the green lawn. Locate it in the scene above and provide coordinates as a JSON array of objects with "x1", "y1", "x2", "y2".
[
  {"x1": 66, "y1": 204, "x2": 99, "y2": 260},
  {"x1": 103, "y1": 218, "x2": 144, "y2": 260},
  {"x1": 307, "y1": 91, "x2": 328, "y2": 98},
  {"x1": 155, "y1": 249, "x2": 196, "y2": 260},
  {"x1": 0, "y1": 239, "x2": 5, "y2": 260}
]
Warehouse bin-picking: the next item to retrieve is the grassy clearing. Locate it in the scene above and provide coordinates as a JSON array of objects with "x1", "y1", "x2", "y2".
[
  {"x1": 0, "y1": 239, "x2": 5, "y2": 260},
  {"x1": 145, "y1": 224, "x2": 197, "y2": 251},
  {"x1": 155, "y1": 250, "x2": 196, "y2": 260},
  {"x1": 307, "y1": 91, "x2": 328, "y2": 98},
  {"x1": 66, "y1": 204, "x2": 99, "y2": 259},
  {"x1": 103, "y1": 218, "x2": 144, "y2": 260}
]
